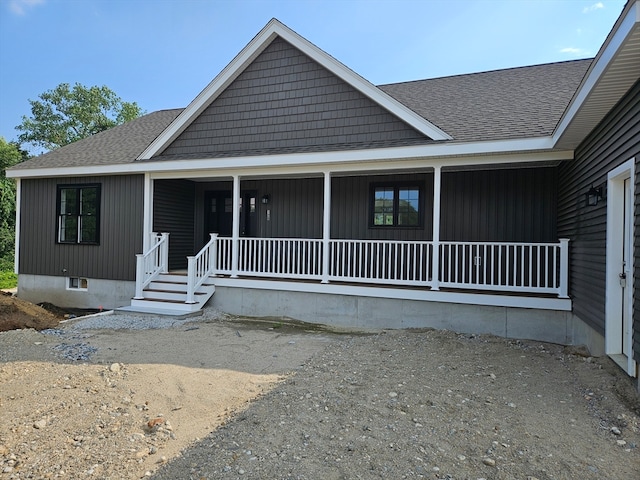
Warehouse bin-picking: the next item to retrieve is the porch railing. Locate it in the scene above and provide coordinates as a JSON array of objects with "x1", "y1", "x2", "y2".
[
  {"x1": 134, "y1": 232, "x2": 169, "y2": 299},
  {"x1": 198, "y1": 236, "x2": 569, "y2": 298},
  {"x1": 185, "y1": 233, "x2": 218, "y2": 304}
]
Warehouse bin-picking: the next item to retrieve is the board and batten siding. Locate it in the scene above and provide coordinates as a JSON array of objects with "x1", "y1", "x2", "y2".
[
  {"x1": 19, "y1": 175, "x2": 144, "y2": 281},
  {"x1": 153, "y1": 179, "x2": 196, "y2": 270},
  {"x1": 558, "y1": 80, "x2": 640, "y2": 352},
  {"x1": 159, "y1": 37, "x2": 429, "y2": 158}
]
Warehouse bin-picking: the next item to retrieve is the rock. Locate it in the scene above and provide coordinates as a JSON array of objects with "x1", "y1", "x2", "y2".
[
  {"x1": 611, "y1": 426, "x2": 621, "y2": 435},
  {"x1": 482, "y1": 457, "x2": 496, "y2": 467},
  {"x1": 147, "y1": 417, "x2": 165, "y2": 429},
  {"x1": 388, "y1": 392, "x2": 398, "y2": 398},
  {"x1": 616, "y1": 440, "x2": 627, "y2": 447},
  {"x1": 33, "y1": 419, "x2": 47, "y2": 429},
  {"x1": 109, "y1": 363, "x2": 121, "y2": 373}
]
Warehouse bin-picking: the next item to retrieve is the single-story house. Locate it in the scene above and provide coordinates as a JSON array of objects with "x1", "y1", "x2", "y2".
[{"x1": 7, "y1": 2, "x2": 640, "y2": 384}]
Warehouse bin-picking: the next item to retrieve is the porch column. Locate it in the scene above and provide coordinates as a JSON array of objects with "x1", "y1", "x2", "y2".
[
  {"x1": 431, "y1": 166, "x2": 442, "y2": 290},
  {"x1": 321, "y1": 171, "x2": 331, "y2": 283},
  {"x1": 14, "y1": 178, "x2": 20, "y2": 274},
  {"x1": 142, "y1": 173, "x2": 154, "y2": 252},
  {"x1": 231, "y1": 175, "x2": 240, "y2": 278}
]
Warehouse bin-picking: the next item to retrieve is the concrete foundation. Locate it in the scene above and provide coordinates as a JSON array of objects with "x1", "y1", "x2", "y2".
[
  {"x1": 17, "y1": 274, "x2": 135, "y2": 310},
  {"x1": 212, "y1": 285, "x2": 602, "y2": 348}
]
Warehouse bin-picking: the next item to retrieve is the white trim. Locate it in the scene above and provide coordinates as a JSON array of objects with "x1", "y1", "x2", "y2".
[
  {"x1": 7, "y1": 141, "x2": 572, "y2": 180},
  {"x1": 553, "y1": 1, "x2": 639, "y2": 145},
  {"x1": 13, "y1": 178, "x2": 20, "y2": 274},
  {"x1": 431, "y1": 166, "x2": 441, "y2": 290},
  {"x1": 142, "y1": 173, "x2": 154, "y2": 251},
  {"x1": 231, "y1": 175, "x2": 240, "y2": 278},
  {"x1": 321, "y1": 171, "x2": 331, "y2": 284},
  {"x1": 605, "y1": 157, "x2": 636, "y2": 377},
  {"x1": 66, "y1": 276, "x2": 89, "y2": 291},
  {"x1": 212, "y1": 277, "x2": 572, "y2": 311},
  {"x1": 138, "y1": 19, "x2": 451, "y2": 160}
]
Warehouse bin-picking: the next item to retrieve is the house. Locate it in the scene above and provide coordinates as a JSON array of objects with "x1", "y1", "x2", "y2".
[{"x1": 7, "y1": 2, "x2": 639, "y2": 385}]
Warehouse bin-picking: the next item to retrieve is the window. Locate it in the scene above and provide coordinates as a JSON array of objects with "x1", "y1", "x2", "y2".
[
  {"x1": 371, "y1": 183, "x2": 422, "y2": 228},
  {"x1": 57, "y1": 184, "x2": 101, "y2": 244},
  {"x1": 67, "y1": 277, "x2": 88, "y2": 290}
]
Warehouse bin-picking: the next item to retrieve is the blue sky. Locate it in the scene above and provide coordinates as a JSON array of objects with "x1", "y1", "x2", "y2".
[{"x1": 0, "y1": 0, "x2": 627, "y2": 154}]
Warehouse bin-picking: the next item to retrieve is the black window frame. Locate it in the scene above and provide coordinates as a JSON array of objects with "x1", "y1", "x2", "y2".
[
  {"x1": 369, "y1": 181, "x2": 424, "y2": 229},
  {"x1": 56, "y1": 184, "x2": 101, "y2": 245}
]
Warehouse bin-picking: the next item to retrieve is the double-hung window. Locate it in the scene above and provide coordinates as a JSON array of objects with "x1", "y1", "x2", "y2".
[
  {"x1": 371, "y1": 183, "x2": 422, "y2": 228},
  {"x1": 57, "y1": 184, "x2": 101, "y2": 244}
]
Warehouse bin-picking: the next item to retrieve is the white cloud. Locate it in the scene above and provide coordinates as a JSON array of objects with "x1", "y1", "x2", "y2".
[
  {"x1": 8, "y1": 0, "x2": 46, "y2": 15},
  {"x1": 560, "y1": 47, "x2": 588, "y2": 55},
  {"x1": 583, "y1": 2, "x2": 604, "y2": 14}
]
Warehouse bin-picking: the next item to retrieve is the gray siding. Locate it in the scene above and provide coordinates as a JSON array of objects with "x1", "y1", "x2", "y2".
[
  {"x1": 19, "y1": 175, "x2": 144, "y2": 281},
  {"x1": 635, "y1": 156, "x2": 640, "y2": 362},
  {"x1": 159, "y1": 37, "x2": 429, "y2": 158},
  {"x1": 153, "y1": 180, "x2": 196, "y2": 270},
  {"x1": 558, "y1": 80, "x2": 640, "y2": 344},
  {"x1": 441, "y1": 168, "x2": 558, "y2": 242}
]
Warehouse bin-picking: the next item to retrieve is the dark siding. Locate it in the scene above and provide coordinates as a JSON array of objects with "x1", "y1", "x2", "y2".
[
  {"x1": 441, "y1": 168, "x2": 557, "y2": 242},
  {"x1": 19, "y1": 175, "x2": 144, "y2": 280},
  {"x1": 160, "y1": 37, "x2": 429, "y2": 158},
  {"x1": 635, "y1": 157, "x2": 640, "y2": 363},
  {"x1": 153, "y1": 180, "x2": 196, "y2": 270},
  {"x1": 558, "y1": 80, "x2": 640, "y2": 338}
]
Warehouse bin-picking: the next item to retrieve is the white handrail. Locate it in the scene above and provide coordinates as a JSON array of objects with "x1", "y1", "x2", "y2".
[
  {"x1": 134, "y1": 232, "x2": 169, "y2": 299},
  {"x1": 186, "y1": 233, "x2": 218, "y2": 304}
]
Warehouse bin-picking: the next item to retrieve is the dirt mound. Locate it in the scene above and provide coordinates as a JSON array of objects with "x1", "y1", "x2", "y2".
[{"x1": 0, "y1": 291, "x2": 60, "y2": 332}]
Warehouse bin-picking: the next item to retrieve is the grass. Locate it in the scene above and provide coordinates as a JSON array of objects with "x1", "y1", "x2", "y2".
[{"x1": 0, "y1": 270, "x2": 17, "y2": 289}]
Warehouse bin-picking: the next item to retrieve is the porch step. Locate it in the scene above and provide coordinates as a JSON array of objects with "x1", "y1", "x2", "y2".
[{"x1": 128, "y1": 273, "x2": 216, "y2": 314}]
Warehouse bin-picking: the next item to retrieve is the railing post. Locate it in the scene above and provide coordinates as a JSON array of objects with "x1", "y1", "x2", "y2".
[
  {"x1": 558, "y1": 238, "x2": 570, "y2": 298},
  {"x1": 321, "y1": 171, "x2": 331, "y2": 284},
  {"x1": 134, "y1": 254, "x2": 145, "y2": 299},
  {"x1": 209, "y1": 233, "x2": 218, "y2": 276},
  {"x1": 160, "y1": 233, "x2": 170, "y2": 273},
  {"x1": 186, "y1": 256, "x2": 196, "y2": 304},
  {"x1": 431, "y1": 166, "x2": 442, "y2": 290}
]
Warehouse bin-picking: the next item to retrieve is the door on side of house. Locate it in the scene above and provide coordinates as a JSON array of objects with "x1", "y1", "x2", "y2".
[
  {"x1": 204, "y1": 190, "x2": 257, "y2": 240},
  {"x1": 605, "y1": 159, "x2": 636, "y2": 377}
]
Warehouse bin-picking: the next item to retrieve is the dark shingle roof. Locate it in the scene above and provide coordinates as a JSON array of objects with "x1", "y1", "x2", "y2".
[
  {"x1": 10, "y1": 109, "x2": 183, "y2": 170},
  {"x1": 378, "y1": 59, "x2": 592, "y2": 142}
]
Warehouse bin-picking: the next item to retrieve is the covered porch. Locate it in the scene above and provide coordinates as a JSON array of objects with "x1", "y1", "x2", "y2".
[{"x1": 131, "y1": 153, "x2": 572, "y2": 314}]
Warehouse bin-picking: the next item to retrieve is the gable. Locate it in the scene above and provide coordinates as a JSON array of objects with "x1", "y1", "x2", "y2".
[{"x1": 155, "y1": 37, "x2": 434, "y2": 159}]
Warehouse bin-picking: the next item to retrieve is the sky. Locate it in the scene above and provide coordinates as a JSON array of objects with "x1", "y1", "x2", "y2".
[{"x1": 0, "y1": 0, "x2": 628, "y2": 155}]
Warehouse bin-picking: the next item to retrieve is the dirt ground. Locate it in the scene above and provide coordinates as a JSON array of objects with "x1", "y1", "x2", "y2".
[{"x1": 1, "y1": 293, "x2": 639, "y2": 479}]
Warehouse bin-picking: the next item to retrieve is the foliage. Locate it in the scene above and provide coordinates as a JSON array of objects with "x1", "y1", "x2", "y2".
[
  {"x1": 0, "y1": 269, "x2": 17, "y2": 289},
  {"x1": 0, "y1": 138, "x2": 27, "y2": 276},
  {"x1": 16, "y1": 83, "x2": 144, "y2": 151}
]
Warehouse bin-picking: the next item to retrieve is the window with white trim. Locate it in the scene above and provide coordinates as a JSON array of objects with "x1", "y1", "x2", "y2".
[
  {"x1": 57, "y1": 184, "x2": 101, "y2": 244},
  {"x1": 370, "y1": 183, "x2": 422, "y2": 228},
  {"x1": 67, "y1": 277, "x2": 88, "y2": 290}
]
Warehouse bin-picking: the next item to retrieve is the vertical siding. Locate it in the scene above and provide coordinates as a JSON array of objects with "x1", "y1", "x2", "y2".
[
  {"x1": 153, "y1": 180, "x2": 196, "y2": 270},
  {"x1": 635, "y1": 156, "x2": 640, "y2": 362},
  {"x1": 558, "y1": 80, "x2": 640, "y2": 339},
  {"x1": 441, "y1": 168, "x2": 558, "y2": 242},
  {"x1": 19, "y1": 175, "x2": 144, "y2": 280}
]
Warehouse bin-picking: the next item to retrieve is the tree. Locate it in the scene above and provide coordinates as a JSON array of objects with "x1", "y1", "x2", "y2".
[
  {"x1": 16, "y1": 83, "x2": 144, "y2": 151},
  {"x1": 0, "y1": 138, "x2": 26, "y2": 271}
]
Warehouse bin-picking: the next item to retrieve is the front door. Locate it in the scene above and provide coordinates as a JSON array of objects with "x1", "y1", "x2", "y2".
[
  {"x1": 204, "y1": 190, "x2": 257, "y2": 239},
  {"x1": 605, "y1": 159, "x2": 636, "y2": 377}
]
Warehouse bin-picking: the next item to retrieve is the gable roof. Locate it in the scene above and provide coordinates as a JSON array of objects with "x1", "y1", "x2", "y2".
[
  {"x1": 137, "y1": 18, "x2": 452, "y2": 160},
  {"x1": 379, "y1": 59, "x2": 592, "y2": 143}
]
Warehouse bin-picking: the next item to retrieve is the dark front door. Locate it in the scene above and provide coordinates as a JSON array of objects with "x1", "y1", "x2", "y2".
[{"x1": 204, "y1": 190, "x2": 257, "y2": 240}]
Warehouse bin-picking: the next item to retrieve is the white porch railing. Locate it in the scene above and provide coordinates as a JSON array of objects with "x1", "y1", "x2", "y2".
[
  {"x1": 185, "y1": 233, "x2": 218, "y2": 304},
  {"x1": 439, "y1": 239, "x2": 569, "y2": 297},
  {"x1": 199, "y1": 236, "x2": 570, "y2": 298},
  {"x1": 329, "y1": 239, "x2": 433, "y2": 286},
  {"x1": 134, "y1": 232, "x2": 169, "y2": 299}
]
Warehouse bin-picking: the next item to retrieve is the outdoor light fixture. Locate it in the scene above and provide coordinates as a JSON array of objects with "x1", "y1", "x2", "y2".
[
  {"x1": 586, "y1": 185, "x2": 603, "y2": 207},
  {"x1": 261, "y1": 194, "x2": 271, "y2": 205}
]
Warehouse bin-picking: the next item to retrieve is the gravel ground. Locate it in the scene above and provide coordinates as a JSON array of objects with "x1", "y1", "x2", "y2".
[{"x1": 1, "y1": 308, "x2": 639, "y2": 479}]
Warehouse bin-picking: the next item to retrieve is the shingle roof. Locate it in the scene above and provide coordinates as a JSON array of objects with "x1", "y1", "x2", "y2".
[
  {"x1": 379, "y1": 59, "x2": 592, "y2": 142},
  {"x1": 10, "y1": 59, "x2": 592, "y2": 172},
  {"x1": 10, "y1": 109, "x2": 182, "y2": 170}
]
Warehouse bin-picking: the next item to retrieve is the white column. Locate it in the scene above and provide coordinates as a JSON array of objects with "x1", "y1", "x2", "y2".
[
  {"x1": 321, "y1": 171, "x2": 331, "y2": 283},
  {"x1": 431, "y1": 166, "x2": 442, "y2": 290},
  {"x1": 142, "y1": 173, "x2": 154, "y2": 252},
  {"x1": 13, "y1": 178, "x2": 21, "y2": 274},
  {"x1": 231, "y1": 175, "x2": 240, "y2": 278},
  {"x1": 558, "y1": 238, "x2": 570, "y2": 298}
]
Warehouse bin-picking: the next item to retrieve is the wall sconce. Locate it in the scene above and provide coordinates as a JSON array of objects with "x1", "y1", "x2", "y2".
[
  {"x1": 261, "y1": 194, "x2": 271, "y2": 205},
  {"x1": 585, "y1": 185, "x2": 603, "y2": 207}
]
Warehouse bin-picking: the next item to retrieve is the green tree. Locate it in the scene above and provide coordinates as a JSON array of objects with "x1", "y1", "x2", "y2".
[
  {"x1": 0, "y1": 138, "x2": 26, "y2": 273},
  {"x1": 16, "y1": 83, "x2": 144, "y2": 151}
]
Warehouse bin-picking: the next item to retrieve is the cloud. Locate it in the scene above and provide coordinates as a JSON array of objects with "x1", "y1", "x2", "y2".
[
  {"x1": 582, "y1": 2, "x2": 604, "y2": 14},
  {"x1": 7, "y1": 0, "x2": 46, "y2": 15},
  {"x1": 560, "y1": 47, "x2": 588, "y2": 55}
]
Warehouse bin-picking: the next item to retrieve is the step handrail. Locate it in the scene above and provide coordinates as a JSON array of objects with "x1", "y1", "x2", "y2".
[
  {"x1": 134, "y1": 232, "x2": 169, "y2": 299},
  {"x1": 186, "y1": 233, "x2": 218, "y2": 304}
]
